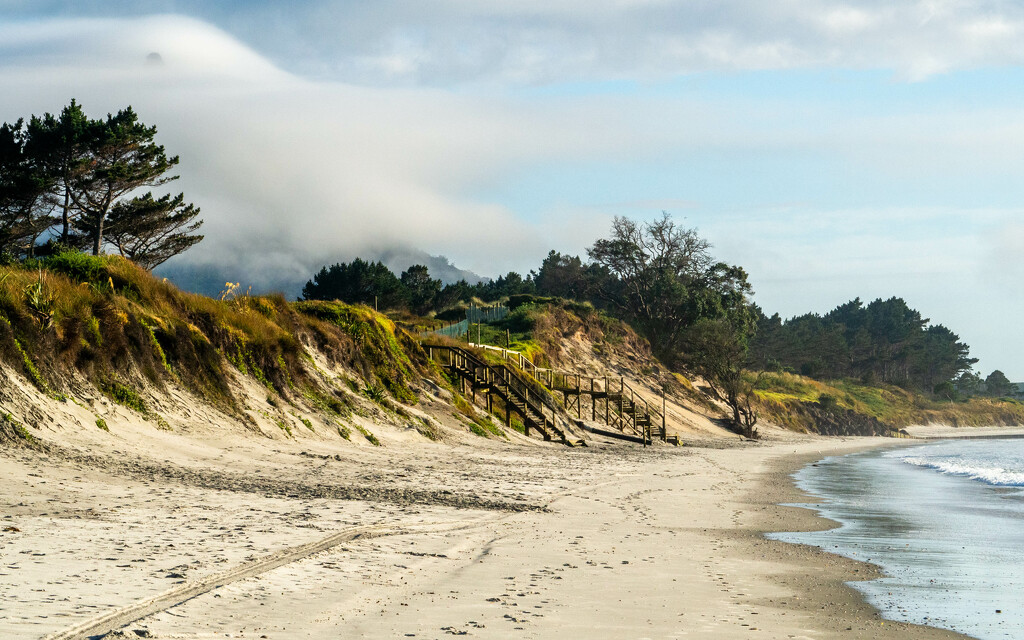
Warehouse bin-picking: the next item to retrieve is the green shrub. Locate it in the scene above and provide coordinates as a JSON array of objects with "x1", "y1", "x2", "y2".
[
  {"x1": 416, "y1": 417, "x2": 441, "y2": 441},
  {"x1": 363, "y1": 383, "x2": 387, "y2": 403},
  {"x1": 2, "y1": 413, "x2": 33, "y2": 442},
  {"x1": 11, "y1": 336, "x2": 49, "y2": 392},
  {"x1": 102, "y1": 380, "x2": 148, "y2": 414},
  {"x1": 469, "y1": 416, "x2": 505, "y2": 438},
  {"x1": 818, "y1": 393, "x2": 839, "y2": 412},
  {"x1": 44, "y1": 251, "x2": 109, "y2": 285},
  {"x1": 500, "y1": 305, "x2": 541, "y2": 333},
  {"x1": 304, "y1": 387, "x2": 351, "y2": 417}
]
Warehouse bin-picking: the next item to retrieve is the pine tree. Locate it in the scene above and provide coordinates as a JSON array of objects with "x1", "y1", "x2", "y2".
[
  {"x1": 0, "y1": 120, "x2": 57, "y2": 257},
  {"x1": 67, "y1": 106, "x2": 181, "y2": 256},
  {"x1": 101, "y1": 192, "x2": 203, "y2": 269},
  {"x1": 26, "y1": 100, "x2": 90, "y2": 247}
]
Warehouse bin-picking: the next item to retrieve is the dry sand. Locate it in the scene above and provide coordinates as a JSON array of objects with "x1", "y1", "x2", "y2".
[{"x1": 0, "y1": 425, "x2": 975, "y2": 640}]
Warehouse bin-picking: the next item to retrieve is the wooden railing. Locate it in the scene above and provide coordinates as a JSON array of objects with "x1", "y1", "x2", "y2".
[
  {"x1": 470, "y1": 343, "x2": 665, "y2": 443},
  {"x1": 424, "y1": 344, "x2": 567, "y2": 443}
]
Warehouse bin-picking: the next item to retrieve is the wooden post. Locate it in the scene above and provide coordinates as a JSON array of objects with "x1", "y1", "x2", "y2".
[
  {"x1": 590, "y1": 377, "x2": 596, "y2": 420},
  {"x1": 576, "y1": 375, "x2": 581, "y2": 418},
  {"x1": 662, "y1": 383, "x2": 667, "y2": 441},
  {"x1": 604, "y1": 376, "x2": 609, "y2": 424},
  {"x1": 617, "y1": 378, "x2": 624, "y2": 430}
]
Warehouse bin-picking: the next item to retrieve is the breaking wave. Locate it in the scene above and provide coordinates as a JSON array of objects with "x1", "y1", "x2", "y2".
[{"x1": 899, "y1": 455, "x2": 1024, "y2": 487}]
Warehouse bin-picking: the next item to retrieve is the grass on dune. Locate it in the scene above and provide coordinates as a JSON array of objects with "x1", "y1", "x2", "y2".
[
  {"x1": 751, "y1": 370, "x2": 1024, "y2": 430},
  {"x1": 0, "y1": 254, "x2": 427, "y2": 415}
]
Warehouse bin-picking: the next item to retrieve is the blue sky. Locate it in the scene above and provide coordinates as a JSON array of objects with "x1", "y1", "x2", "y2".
[{"x1": 2, "y1": 1, "x2": 1023, "y2": 378}]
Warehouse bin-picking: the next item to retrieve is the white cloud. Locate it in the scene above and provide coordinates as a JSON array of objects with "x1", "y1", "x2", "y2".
[
  {"x1": 4, "y1": 12, "x2": 1024, "y2": 375},
  {"x1": 0, "y1": 15, "x2": 685, "y2": 283},
  {"x1": 11, "y1": 1, "x2": 1024, "y2": 84},
  {"x1": 206, "y1": 0, "x2": 1024, "y2": 84}
]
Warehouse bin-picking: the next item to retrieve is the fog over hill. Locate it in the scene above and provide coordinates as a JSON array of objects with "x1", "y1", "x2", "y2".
[{"x1": 157, "y1": 248, "x2": 486, "y2": 299}]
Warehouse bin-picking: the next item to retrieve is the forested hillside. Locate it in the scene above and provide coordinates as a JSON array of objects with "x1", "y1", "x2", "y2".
[{"x1": 748, "y1": 297, "x2": 978, "y2": 393}]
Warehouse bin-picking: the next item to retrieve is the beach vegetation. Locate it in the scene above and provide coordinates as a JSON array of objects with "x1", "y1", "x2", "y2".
[
  {"x1": 416, "y1": 416, "x2": 441, "y2": 441},
  {"x1": 754, "y1": 370, "x2": 1024, "y2": 433},
  {"x1": 0, "y1": 251, "x2": 438, "y2": 440},
  {"x1": 102, "y1": 379, "x2": 147, "y2": 413},
  {"x1": 354, "y1": 423, "x2": 381, "y2": 446},
  {"x1": 0, "y1": 412, "x2": 34, "y2": 443}
]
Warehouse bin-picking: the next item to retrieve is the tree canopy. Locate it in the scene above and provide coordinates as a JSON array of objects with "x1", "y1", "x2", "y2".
[
  {"x1": 587, "y1": 212, "x2": 756, "y2": 366},
  {"x1": 301, "y1": 258, "x2": 405, "y2": 309},
  {"x1": 984, "y1": 369, "x2": 1015, "y2": 397},
  {"x1": 0, "y1": 101, "x2": 203, "y2": 267},
  {"x1": 748, "y1": 297, "x2": 978, "y2": 392}
]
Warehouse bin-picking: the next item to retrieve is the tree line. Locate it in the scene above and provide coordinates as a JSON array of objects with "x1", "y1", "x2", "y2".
[
  {"x1": 303, "y1": 213, "x2": 760, "y2": 434},
  {"x1": 301, "y1": 259, "x2": 538, "y2": 315},
  {"x1": 746, "y1": 298, "x2": 994, "y2": 395},
  {"x1": 303, "y1": 210, "x2": 1005, "y2": 424},
  {"x1": 0, "y1": 101, "x2": 203, "y2": 268}
]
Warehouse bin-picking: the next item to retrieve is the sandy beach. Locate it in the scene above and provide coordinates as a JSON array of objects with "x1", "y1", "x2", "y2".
[{"x1": 0, "y1": 425, "x2": 974, "y2": 640}]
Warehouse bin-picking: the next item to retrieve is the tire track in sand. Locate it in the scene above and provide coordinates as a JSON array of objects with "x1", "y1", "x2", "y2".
[{"x1": 43, "y1": 515, "x2": 501, "y2": 640}]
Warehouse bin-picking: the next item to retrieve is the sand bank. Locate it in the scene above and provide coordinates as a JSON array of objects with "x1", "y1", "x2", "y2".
[{"x1": 0, "y1": 429, "x2": 972, "y2": 639}]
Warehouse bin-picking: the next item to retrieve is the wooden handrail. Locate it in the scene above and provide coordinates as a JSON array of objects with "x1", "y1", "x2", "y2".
[
  {"x1": 425, "y1": 344, "x2": 565, "y2": 441},
  {"x1": 469, "y1": 342, "x2": 662, "y2": 438}
]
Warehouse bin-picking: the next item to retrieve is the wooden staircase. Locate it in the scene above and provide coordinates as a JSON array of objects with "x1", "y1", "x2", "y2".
[
  {"x1": 470, "y1": 344, "x2": 670, "y2": 445},
  {"x1": 425, "y1": 344, "x2": 581, "y2": 445}
]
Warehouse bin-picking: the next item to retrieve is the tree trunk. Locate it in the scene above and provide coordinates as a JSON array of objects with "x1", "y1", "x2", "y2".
[
  {"x1": 92, "y1": 214, "x2": 103, "y2": 255},
  {"x1": 61, "y1": 186, "x2": 70, "y2": 244}
]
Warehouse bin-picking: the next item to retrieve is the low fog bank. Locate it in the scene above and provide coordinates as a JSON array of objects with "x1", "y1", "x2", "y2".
[{"x1": 157, "y1": 247, "x2": 485, "y2": 299}]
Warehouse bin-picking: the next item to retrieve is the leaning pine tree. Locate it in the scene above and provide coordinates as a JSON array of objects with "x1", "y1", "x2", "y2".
[
  {"x1": 65, "y1": 105, "x2": 201, "y2": 264},
  {"x1": 102, "y1": 192, "x2": 203, "y2": 269},
  {"x1": 70, "y1": 107, "x2": 177, "y2": 255}
]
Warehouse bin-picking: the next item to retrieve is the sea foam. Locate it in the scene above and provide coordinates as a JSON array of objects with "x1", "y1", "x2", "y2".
[
  {"x1": 898, "y1": 455, "x2": 1024, "y2": 486},
  {"x1": 775, "y1": 438, "x2": 1024, "y2": 640}
]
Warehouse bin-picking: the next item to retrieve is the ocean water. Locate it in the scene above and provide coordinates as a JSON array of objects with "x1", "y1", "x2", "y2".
[{"x1": 771, "y1": 438, "x2": 1024, "y2": 640}]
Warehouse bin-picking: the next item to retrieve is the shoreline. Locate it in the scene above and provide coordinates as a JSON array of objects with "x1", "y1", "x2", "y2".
[
  {"x1": 742, "y1": 439, "x2": 972, "y2": 639},
  {"x1": 0, "y1": 430, "x2": 994, "y2": 639}
]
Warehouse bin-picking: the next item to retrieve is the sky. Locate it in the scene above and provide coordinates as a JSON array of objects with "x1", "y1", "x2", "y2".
[{"x1": 1, "y1": 1, "x2": 1023, "y2": 378}]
